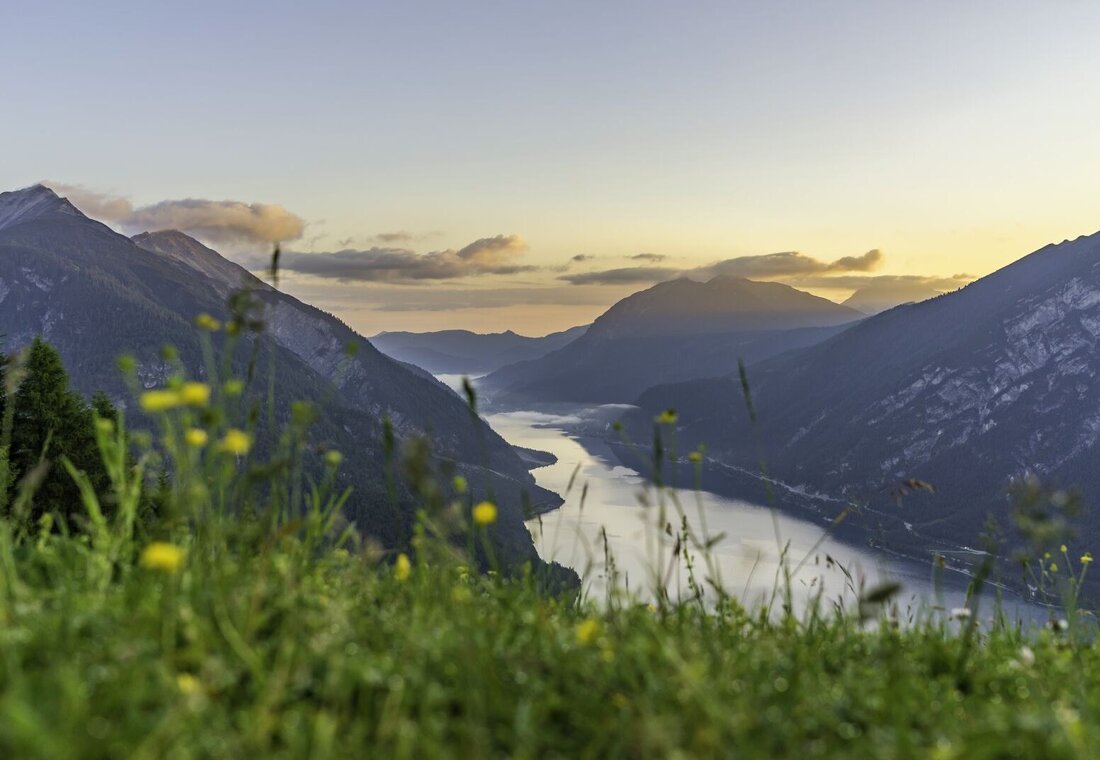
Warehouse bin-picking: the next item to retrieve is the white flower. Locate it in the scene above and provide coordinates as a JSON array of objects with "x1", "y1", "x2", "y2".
[
  {"x1": 950, "y1": 607, "x2": 972, "y2": 621},
  {"x1": 1017, "y1": 646, "x2": 1036, "y2": 667}
]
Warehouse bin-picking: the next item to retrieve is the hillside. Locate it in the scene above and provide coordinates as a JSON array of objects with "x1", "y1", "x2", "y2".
[
  {"x1": 370, "y1": 325, "x2": 587, "y2": 375},
  {"x1": 481, "y1": 276, "x2": 861, "y2": 404},
  {"x1": 0, "y1": 185, "x2": 559, "y2": 562},
  {"x1": 635, "y1": 230, "x2": 1100, "y2": 559}
]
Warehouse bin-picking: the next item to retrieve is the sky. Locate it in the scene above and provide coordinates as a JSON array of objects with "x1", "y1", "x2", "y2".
[{"x1": 4, "y1": 0, "x2": 1100, "y2": 335}]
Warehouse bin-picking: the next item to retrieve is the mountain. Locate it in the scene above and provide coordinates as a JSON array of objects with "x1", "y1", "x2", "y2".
[
  {"x1": 842, "y1": 282, "x2": 947, "y2": 315},
  {"x1": 370, "y1": 325, "x2": 588, "y2": 375},
  {"x1": 481, "y1": 276, "x2": 862, "y2": 404},
  {"x1": 635, "y1": 230, "x2": 1100, "y2": 561},
  {"x1": 0, "y1": 184, "x2": 561, "y2": 566}
]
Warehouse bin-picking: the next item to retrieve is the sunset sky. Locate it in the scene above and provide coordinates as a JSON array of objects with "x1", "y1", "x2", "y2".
[{"x1": 6, "y1": 0, "x2": 1100, "y2": 334}]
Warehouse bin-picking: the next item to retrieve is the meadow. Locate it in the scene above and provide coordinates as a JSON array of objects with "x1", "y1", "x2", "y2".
[{"x1": 0, "y1": 316, "x2": 1097, "y2": 759}]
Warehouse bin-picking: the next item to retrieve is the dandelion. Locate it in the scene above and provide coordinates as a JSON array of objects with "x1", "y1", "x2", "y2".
[
  {"x1": 1082, "y1": 553, "x2": 1093, "y2": 565},
  {"x1": 324, "y1": 450, "x2": 343, "y2": 467},
  {"x1": 180, "y1": 381, "x2": 211, "y2": 407},
  {"x1": 394, "y1": 553, "x2": 411, "y2": 582},
  {"x1": 217, "y1": 428, "x2": 252, "y2": 456},
  {"x1": 141, "y1": 542, "x2": 185, "y2": 573},
  {"x1": 472, "y1": 501, "x2": 497, "y2": 526},
  {"x1": 195, "y1": 313, "x2": 221, "y2": 331},
  {"x1": 185, "y1": 428, "x2": 208, "y2": 448},
  {"x1": 223, "y1": 379, "x2": 245, "y2": 397},
  {"x1": 1061, "y1": 544, "x2": 1068, "y2": 554},
  {"x1": 1050, "y1": 563, "x2": 1059, "y2": 573},
  {"x1": 576, "y1": 618, "x2": 600, "y2": 646},
  {"x1": 453, "y1": 475, "x2": 468, "y2": 494},
  {"x1": 140, "y1": 389, "x2": 182, "y2": 413}
]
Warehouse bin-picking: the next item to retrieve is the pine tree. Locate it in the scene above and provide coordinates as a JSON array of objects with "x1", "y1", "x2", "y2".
[{"x1": 8, "y1": 338, "x2": 110, "y2": 527}]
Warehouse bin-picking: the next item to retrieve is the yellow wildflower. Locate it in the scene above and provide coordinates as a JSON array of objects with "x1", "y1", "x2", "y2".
[
  {"x1": 472, "y1": 501, "x2": 497, "y2": 526},
  {"x1": 223, "y1": 379, "x2": 245, "y2": 397},
  {"x1": 1061, "y1": 544, "x2": 1068, "y2": 554},
  {"x1": 180, "y1": 382, "x2": 211, "y2": 407},
  {"x1": 140, "y1": 542, "x2": 185, "y2": 573},
  {"x1": 140, "y1": 389, "x2": 182, "y2": 413},
  {"x1": 575, "y1": 618, "x2": 600, "y2": 646},
  {"x1": 688, "y1": 451, "x2": 703, "y2": 463},
  {"x1": 176, "y1": 673, "x2": 201, "y2": 695},
  {"x1": 1050, "y1": 563, "x2": 1059, "y2": 573},
  {"x1": 654, "y1": 409, "x2": 678, "y2": 425},
  {"x1": 325, "y1": 450, "x2": 343, "y2": 467},
  {"x1": 195, "y1": 313, "x2": 221, "y2": 332},
  {"x1": 453, "y1": 475, "x2": 468, "y2": 494},
  {"x1": 1082, "y1": 553, "x2": 1093, "y2": 565},
  {"x1": 185, "y1": 428, "x2": 208, "y2": 448},
  {"x1": 395, "y1": 553, "x2": 411, "y2": 582},
  {"x1": 217, "y1": 428, "x2": 252, "y2": 456}
]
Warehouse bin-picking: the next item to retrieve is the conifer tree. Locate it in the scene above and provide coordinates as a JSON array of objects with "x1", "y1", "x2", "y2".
[{"x1": 8, "y1": 338, "x2": 109, "y2": 526}]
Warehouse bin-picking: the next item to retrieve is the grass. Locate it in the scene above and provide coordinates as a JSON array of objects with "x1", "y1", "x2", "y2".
[
  {"x1": 2, "y1": 305, "x2": 1100, "y2": 758},
  {"x1": 1, "y1": 524, "x2": 1098, "y2": 759}
]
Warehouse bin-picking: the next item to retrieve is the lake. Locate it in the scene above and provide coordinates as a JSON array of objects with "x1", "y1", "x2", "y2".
[{"x1": 437, "y1": 376, "x2": 1048, "y2": 622}]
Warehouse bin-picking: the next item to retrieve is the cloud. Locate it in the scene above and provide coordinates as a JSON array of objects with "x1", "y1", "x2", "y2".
[
  {"x1": 827, "y1": 249, "x2": 883, "y2": 272},
  {"x1": 790, "y1": 273, "x2": 972, "y2": 290},
  {"x1": 44, "y1": 181, "x2": 305, "y2": 245},
  {"x1": 559, "y1": 266, "x2": 683, "y2": 285},
  {"x1": 282, "y1": 281, "x2": 619, "y2": 312},
  {"x1": 708, "y1": 249, "x2": 883, "y2": 278},
  {"x1": 123, "y1": 199, "x2": 304, "y2": 245},
  {"x1": 371, "y1": 231, "x2": 416, "y2": 243},
  {"x1": 274, "y1": 234, "x2": 532, "y2": 282},
  {"x1": 629, "y1": 252, "x2": 667, "y2": 262},
  {"x1": 44, "y1": 181, "x2": 133, "y2": 221},
  {"x1": 561, "y1": 249, "x2": 885, "y2": 286},
  {"x1": 367, "y1": 230, "x2": 442, "y2": 245}
]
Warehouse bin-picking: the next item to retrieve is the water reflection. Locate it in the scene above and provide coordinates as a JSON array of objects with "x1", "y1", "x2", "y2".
[{"x1": 485, "y1": 406, "x2": 1046, "y2": 624}]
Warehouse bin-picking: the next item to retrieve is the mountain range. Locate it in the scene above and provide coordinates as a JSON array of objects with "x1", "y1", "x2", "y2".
[
  {"x1": 371, "y1": 325, "x2": 587, "y2": 375},
  {"x1": 0, "y1": 184, "x2": 560, "y2": 566},
  {"x1": 633, "y1": 230, "x2": 1100, "y2": 563},
  {"x1": 480, "y1": 276, "x2": 863, "y2": 404}
]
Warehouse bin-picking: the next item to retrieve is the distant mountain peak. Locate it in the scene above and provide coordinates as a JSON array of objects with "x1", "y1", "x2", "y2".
[
  {"x1": 132, "y1": 228, "x2": 266, "y2": 293},
  {"x1": 705, "y1": 274, "x2": 750, "y2": 286},
  {"x1": 133, "y1": 229, "x2": 196, "y2": 245},
  {"x1": 0, "y1": 184, "x2": 84, "y2": 232},
  {"x1": 587, "y1": 275, "x2": 861, "y2": 339}
]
